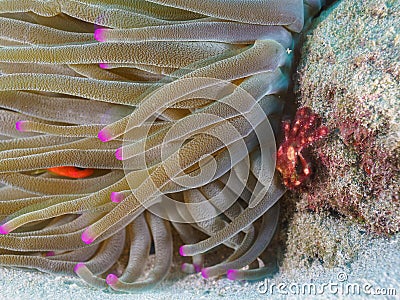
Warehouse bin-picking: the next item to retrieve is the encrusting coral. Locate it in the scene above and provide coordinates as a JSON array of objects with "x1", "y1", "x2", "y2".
[{"x1": 0, "y1": 0, "x2": 326, "y2": 292}]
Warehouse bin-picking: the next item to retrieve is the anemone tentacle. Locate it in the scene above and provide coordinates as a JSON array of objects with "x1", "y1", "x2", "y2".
[{"x1": 0, "y1": 0, "x2": 325, "y2": 291}]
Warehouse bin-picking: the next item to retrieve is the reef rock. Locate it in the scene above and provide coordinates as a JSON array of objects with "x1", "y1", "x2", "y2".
[{"x1": 295, "y1": 0, "x2": 399, "y2": 235}]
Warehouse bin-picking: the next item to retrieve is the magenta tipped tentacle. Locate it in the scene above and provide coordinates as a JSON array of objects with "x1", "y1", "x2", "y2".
[
  {"x1": 15, "y1": 120, "x2": 27, "y2": 132},
  {"x1": 106, "y1": 273, "x2": 119, "y2": 286},
  {"x1": 98, "y1": 63, "x2": 109, "y2": 69},
  {"x1": 115, "y1": 148, "x2": 123, "y2": 161},
  {"x1": 81, "y1": 227, "x2": 95, "y2": 244},
  {"x1": 181, "y1": 262, "x2": 201, "y2": 274},
  {"x1": 193, "y1": 264, "x2": 202, "y2": 273},
  {"x1": 201, "y1": 268, "x2": 209, "y2": 279},
  {"x1": 97, "y1": 128, "x2": 112, "y2": 142},
  {"x1": 0, "y1": 224, "x2": 10, "y2": 235},
  {"x1": 94, "y1": 28, "x2": 106, "y2": 42},
  {"x1": 226, "y1": 269, "x2": 238, "y2": 280},
  {"x1": 180, "y1": 263, "x2": 187, "y2": 272},
  {"x1": 74, "y1": 262, "x2": 86, "y2": 273},
  {"x1": 180, "y1": 263, "x2": 191, "y2": 273},
  {"x1": 179, "y1": 245, "x2": 186, "y2": 257},
  {"x1": 0, "y1": 0, "x2": 329, "y2": 292},
  {"x1": 110, "y1": 192, "x2": 124, "y2": 203}
]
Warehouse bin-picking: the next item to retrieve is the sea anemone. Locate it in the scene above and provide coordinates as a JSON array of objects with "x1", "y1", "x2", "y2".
[{"x1": 0, "y1": 0, "x2": 324, "y2": 292}]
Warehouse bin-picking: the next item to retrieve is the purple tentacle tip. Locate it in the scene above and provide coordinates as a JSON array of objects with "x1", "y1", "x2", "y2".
[
  {"x1": 194, "y1": 264, "x2": 202, "y2": 273},
  {"x1": 201, "y1": 268, "x2": 209, "y2": 279},
  {"x1": 73, "y1": 262, "x2": 85, "y2": 273},
  {"x1": 94, "y1": 28, "x2": 106, "y2": 42},
  {"x1": 180, "y1": 263, "x2": 187, "y2": 272},
  {"x1": 45, "y1": 251, "x2": 55, "y2": 257},
  {"x1": 179, "y1": 245, "x2": 186, "y2": 256},
  {"x1": 0, "y1": 225, "x2": 9, "y2": 235},
  {"x1": 99, "y1": 63, "x2": 109, "y2": 69},
  {"x1": 115, "y1": 148, "x2": 123, "y2": 161},
  {"x1": 110, "y1": 192, "x2": 124, "y2": 203},
  {"x1": 106, "y1": 274, "x2": 118, "y2": 286},
  {"x1": 15, "y1": 120, "x2": 26, "y2": 132},
  {"x1": 98, "y1": 128, "x2": 112, "y2": 142},
  {"x1": 81, "y1": 228, "x2": 94, "y2": 244},
  {"x1": 226, "y1": 269, "x2": 237, "y2": 280}
]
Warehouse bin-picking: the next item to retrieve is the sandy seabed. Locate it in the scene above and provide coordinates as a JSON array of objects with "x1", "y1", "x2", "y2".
[{"x1": 0, "y1": 234, "x2": 398, "y2": 300}]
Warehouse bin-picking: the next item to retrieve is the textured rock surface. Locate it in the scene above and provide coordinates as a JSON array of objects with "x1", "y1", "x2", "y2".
[
  {"x1": 295, "y1": 0, "x2": 399, "y2": 235},
  {"x1": 279, "y1": 0, "x2": 399, "y2": 273}
]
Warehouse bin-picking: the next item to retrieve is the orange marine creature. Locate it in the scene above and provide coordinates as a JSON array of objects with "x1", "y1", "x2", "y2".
[{"x1": 47, "y1": 167, "x2": 94, "y2": 179}]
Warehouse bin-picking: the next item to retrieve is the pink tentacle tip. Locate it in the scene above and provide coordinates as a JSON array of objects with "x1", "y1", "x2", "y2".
[
  {"x1": 0, "y1": 224, "x2": 10, "y2": 235},
  {"x1": 179, "y1": 245, "x2": 186, "y2": 257},
  {"x1": 97, "y1": 128, "x2": 112, "y2": 142},
  {"x1": 73, "y1": 262, "x2": 85, "y2": 273},
  {"x1": 180, "y1": 263, "x2": 188, "y2": 272},
  {"x1": 106, "y1": 274, "x2": 119, "y2": 286},
  {"x1": 94, "y1": 28, "x2": 106, "y2": 42},
  {"x1": 110, "y1": 192, "x2": 124, "y2": 203},
  {"x1": 193, "y1": 264, "x2": 202, "y2": 273},
  {"x1": 226, "y1": 269, "x2": 238, "y2": 280},
  {"x1": 81, "y1": 228, "x2": 94, "y2": 244},
  {"x1": 98, "y1": 63, "x2": 109, "y2": 69},
  {"x1": 115, "y1": 148, "x2": 123, "y2": 161},
  {"x1": 45, "y1": 251, "x2": 55, "y2": 257},
  {"x1": 15, "y1": 120, "x2": 27, "y2": 132},
  {"x1": 201, "y1": 268, "x2": 209, "y2": 279}
]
